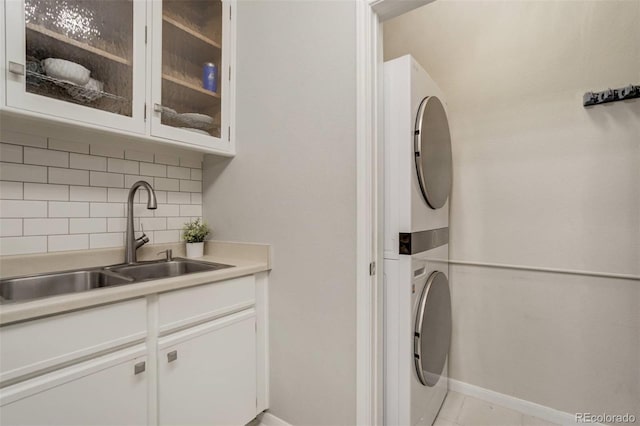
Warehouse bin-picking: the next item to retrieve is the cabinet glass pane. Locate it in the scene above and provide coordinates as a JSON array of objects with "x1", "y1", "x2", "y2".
[
  {"x1": 24, "y1": 0, "x2": 133, "y2": 116},
  {"x1": 160, "y1": 0, "x2": 223, "y2": 138}
]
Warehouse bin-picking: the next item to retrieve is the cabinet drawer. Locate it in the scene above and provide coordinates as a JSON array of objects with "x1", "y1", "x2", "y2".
[
  {"x1": 158, "y1": 275, "x2": 255, "y2": 334},
  {"x1": 0, "y1": 298, "x2": 146, "y2": 385}
]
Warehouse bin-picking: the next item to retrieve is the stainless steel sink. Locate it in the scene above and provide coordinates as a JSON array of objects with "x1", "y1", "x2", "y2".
[
  {"x1": 109, "y1": 259, "x2": 232, "y2": 282},
  {"x1": 0, "y1": 270, "x2": 134, "y2": 303},
  {"x1": 0, "y1": 258, "x2": 233, "y2": 304}
]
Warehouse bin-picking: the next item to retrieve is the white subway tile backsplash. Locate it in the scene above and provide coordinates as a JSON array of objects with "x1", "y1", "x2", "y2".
[
  {"x1": 90, "y1": 233, "x2": 124, "y2": 249},
  {"x1": 49, "y1": 202, "x2": 89, "y2": 218},
  {"x1": 0, "y1": 181, "x2": 23, "y2": 200},
  {"x1": 155, "y1": 204, "x2": 180, "y2": 217},
  {"x1": 48, "y1": 234, "x2": 88, "y2": 252},
  {"x1": 180, "y1": 205, "x2": 202, "y2": 217},
  {"x1": 90, "y1": 202, "x2": 124, "y2": 218},
  {"x1": 49, "y1": 167, "x2": 89, "y2": 185},
  {"x1": 0, "y1": 143, "x2": 23, "y2": 163},
  {"x1": 140, "y1": 217, "x2": 166, "y2": 231},
  {"x1": 1, "y1": 200, "x2": 48, "y2": 218},
  {"x1": 167, "y1": 191, "x2": 190, "y2": 204},
  {"x1": 24, "y1": 218, "x2": 68, "y2": 236},
  {"x1": 154, "y1": 191, "x2": 167, "y2": 204},
  {"x1": 154, "y1": 153, "x2": 179, "y2": 166},
  {"x1": 167, "y1": 166, "x2": 191, "y2": 179},
  {"x1": 140, "y1": 162, "x2": 167, "y2": 177},
  {"x1": 154, "y1": 178, "x2": 179, "y2": 191},
  {"x1": 0, "y1": 131, "x2": 202, "y2": 255},
  {"x1": 24, "y1": 147, "x2": 69, "y2": 167},
  {"x1": 24, "y1": 183, "x2": 69, "y2": 201},
  {"x1": 107, "y1": 188, "x2": 129, "y2": 203},
  {"x1": 180, "y1": 156, "x2": 202, "y2": 168},
  {"x1": 125, "y1": 174, "x2": 154, "y2": 188},
  {"x1": 0, "y1": 163, "x2": 47, "y2": 183},
  {"x1": 70, "y1": 153, "x2": 107, "y2": 171},
  {"x1": 107, "y1": 217, "x2": 138, "y2": 233},
  {"x1": 90, "y1": 144, "x2": 124, "y2": 159},
  {"x1": 108, "y1": 158, "x2": 139, "y2": 174},
  {"x1": 0, "y1": 219, "x2": 22, "y2": 237},
  {"x1": 90, "y1": 171, "x2": 124, "y2": 188},
  {"x1": 167, "y1": 217, "x2": 187, "y2": 230},
  {"x1": 70, "y1": 218, "x2": 107, "y2": 234},
  {"x1": 190, "y1": 169, "x2": 202, "y2": 181},
  {"x1": 154, "y1": 230, "x2": 180, "y2": 244},
  {"x1": 0, "y1": 236, "x2": 47, "y2": 255},
  {"x1": 134, "y1": 204, "x2": 156, "y2": 217},
  {"x1": 125, "y1": 150, "x2": 154, "y2": 162},
  {"x1": 70, "y1": 186, "x2": 107, "y2": 202},
  {"x1": 1, "y1": 131, "x2": 47, "y2": 148},
  {"x1": 48, "y1": 138, "x2": 90, "y2": 154},
  {"x1": 180, "y1": 180, "x2": 201, "y2": 193}
]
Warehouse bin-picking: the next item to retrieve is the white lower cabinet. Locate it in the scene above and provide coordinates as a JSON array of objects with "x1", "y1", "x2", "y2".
[
  {"x1": 0, "y1": 346, "x2": 148, "y2": 426},
  {"x1": 158, "y1": 310, "x2": 257, "y2": 426},
  {"x1": 0, "y1": 275, "x2": 265, "y2": 426}
]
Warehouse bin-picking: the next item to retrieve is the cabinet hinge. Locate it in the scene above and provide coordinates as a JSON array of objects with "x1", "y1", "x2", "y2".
[
  {"x1": 228, "y1": 65, "x2": 231, "y2": 81},
  {"x1": 369, "y1": 262, "x2": 376, "y2": 276},
  {"x1": 228, "y1": 126, "x2": 231, "y2": 142},
  {"x1": 144, "y1": 102, "x2": 147, "y2": 121},
  {"x1": 229, "y1": 6, "x2": 232, "y2": 20},
  {"x1": 145, "y1": 26, "x2": 148, "y2": 44}
]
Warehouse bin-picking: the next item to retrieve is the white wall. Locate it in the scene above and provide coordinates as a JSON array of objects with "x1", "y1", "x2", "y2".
[
  {"x1": 0, "y1": 117, "x2": 203, "y2": 255},
  {"x1": 384, "y1": 0, "x2": 640, "y2": 418},
  {"x1": 203, "y1": 1, "x2": 357, "y2": 425}
]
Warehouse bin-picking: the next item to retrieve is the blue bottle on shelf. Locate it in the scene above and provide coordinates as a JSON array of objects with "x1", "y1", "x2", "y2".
[{"x1": 203, "y1": 62, "x2": 217, "y2": 93}]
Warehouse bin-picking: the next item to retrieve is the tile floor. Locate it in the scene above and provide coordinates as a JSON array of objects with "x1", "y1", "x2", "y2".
[{"x1": 434, "y1": 391, "x2": 560, "y2": 426}]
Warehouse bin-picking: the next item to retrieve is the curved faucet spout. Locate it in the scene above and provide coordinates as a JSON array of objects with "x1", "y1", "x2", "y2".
[{"x1": 125, "y1": 181, "x2": 157, "y2": 264}]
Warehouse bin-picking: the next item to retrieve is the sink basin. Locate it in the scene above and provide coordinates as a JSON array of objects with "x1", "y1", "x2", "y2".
[
  {"x1": 0, "y1": 270, "x2": 134, "y2": 303},
  {"x1": 110, "y1": 259, "x2": 232, "y2": 282},
  {"x1": 0, "y1": 258, "x2": 233, "y2": 304}
]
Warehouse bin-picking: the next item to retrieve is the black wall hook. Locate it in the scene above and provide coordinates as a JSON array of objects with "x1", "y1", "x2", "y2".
[{"x1": 583, "y1": 84, "x2": 640, "y2": 107}]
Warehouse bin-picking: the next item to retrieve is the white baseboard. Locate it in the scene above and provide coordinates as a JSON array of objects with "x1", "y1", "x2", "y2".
[
  {"x1": 449, "y1": 378, "x2": 604, "y2": 426},
  {"x1": 258, "y1": 412, "x2": 293, "y2": 426}
]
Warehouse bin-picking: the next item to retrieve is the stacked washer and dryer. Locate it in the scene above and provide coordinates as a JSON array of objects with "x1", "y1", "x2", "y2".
[{"x1": 383, "y1": 55, "x2": 453, "y2": 426}]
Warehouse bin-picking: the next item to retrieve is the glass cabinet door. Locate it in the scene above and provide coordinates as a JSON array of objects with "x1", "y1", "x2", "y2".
[
  {"x1": 5, "y1": 0, "x2": 145, "y2": 133},
  {"x1": 153, "y1": 0, "x2": 226, "y2": 143}
]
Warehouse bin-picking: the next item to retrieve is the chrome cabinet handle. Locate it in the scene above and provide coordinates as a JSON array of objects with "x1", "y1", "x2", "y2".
[
  {"x1": 8, "y1": 62, "x2": 25, "y2": 76},
  {"x1": 134, "y1": 361, "x2": 146, "y2": 375},
  {"x1": 167, "y1": 350, "x2": 178, "y2": 363}
]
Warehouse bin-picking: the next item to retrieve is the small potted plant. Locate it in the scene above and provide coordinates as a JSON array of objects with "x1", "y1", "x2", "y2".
[{"x1": 182, "y1": 218, "x2": 210, "y2": 258}]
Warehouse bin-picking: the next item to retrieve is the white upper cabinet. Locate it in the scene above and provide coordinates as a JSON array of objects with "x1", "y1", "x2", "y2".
[
  {"x1": 2, "y1": 0, "x2": 236, "y2": 155},
  {"x1": 151, "y1": 0, "x2": 234, "y2": 152},
  {"x1": 4, "y1": 0, "x2": 146, "y2": 134}
]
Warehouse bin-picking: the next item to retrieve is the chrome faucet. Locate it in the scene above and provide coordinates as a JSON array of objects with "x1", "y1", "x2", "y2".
[{"x1": 125, "y1": 181, "x2": 157, "y2": 264}]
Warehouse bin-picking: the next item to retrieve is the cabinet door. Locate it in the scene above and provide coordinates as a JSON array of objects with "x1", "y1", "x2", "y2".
[
  {"x1": 0, "y1": 346, "x2": 148, "y2": 426},
  {"x1": 150, "y1": 0, "x2": 235, "y2": 152},
  {"x1": 4, "y1": 0, "x2": 146, "y2": 133},
  {"x1": 158, "y1": 310, "x2": 256, "y2": 426}
]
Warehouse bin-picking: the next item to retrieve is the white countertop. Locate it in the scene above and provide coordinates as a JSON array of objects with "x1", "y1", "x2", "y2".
[{"x1": 0, "y1": 241, "x2": 271, "y2": 325}]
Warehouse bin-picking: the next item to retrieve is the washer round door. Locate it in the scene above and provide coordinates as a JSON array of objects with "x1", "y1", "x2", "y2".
[
  {"x1": 414, "y1": 271, "x2": 452, "y2": 387},
  {"x1": 414, "y1": 96, "x2": 453, "y2": 209}
]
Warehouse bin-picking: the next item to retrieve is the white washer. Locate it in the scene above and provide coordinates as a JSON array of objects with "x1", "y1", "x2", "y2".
[{"x1": 383, "y1": 55, "x2": 452, "y2": 426}]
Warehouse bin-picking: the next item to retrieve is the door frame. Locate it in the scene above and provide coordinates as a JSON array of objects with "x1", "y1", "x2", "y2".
[{"x1": 355, "y1": 1, "x2": 435, "y2": 424}]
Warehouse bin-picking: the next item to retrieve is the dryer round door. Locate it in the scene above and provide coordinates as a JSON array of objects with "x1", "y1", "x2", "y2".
[
  {"x1": 414, "y1": 271, "x2": 452, "y2": 387},
  {"x1": 414, "y1": 96, "x2": 452, "y2": 209}
]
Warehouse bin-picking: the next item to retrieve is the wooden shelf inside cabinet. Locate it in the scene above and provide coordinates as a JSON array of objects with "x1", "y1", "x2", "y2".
[
  {"x1": 162, "y1": 14, "x2": 221, "y2": 49},
  {"x1": 26, "y1": 23, "x2": 132, "y2": 66},
  {"x1": 162, "y1": 74, "x2": 221, "y2": 99}
]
